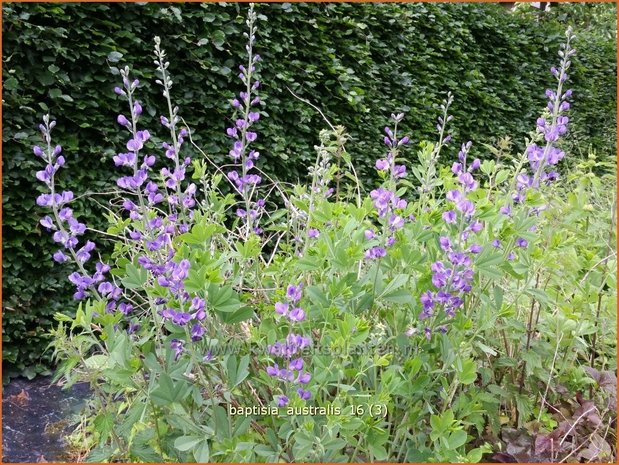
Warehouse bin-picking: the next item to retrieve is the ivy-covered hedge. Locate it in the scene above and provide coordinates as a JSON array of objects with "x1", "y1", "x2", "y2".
[{"x1": 2, "y1": 2, "x2": 616, "y2": 379}]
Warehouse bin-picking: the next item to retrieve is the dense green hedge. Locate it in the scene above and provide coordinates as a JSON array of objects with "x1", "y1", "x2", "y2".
[{"x1": 2, "y1": 2, "x2": 616, "y2": 379}]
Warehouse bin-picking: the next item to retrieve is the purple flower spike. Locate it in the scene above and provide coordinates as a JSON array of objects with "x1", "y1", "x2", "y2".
[
  {"x1": 469, "y1": 244, "x2": 482, "y2": 254},
  {"x1": 393, "y1": 164, "x2": 407, "y2": 178},
  {"x1": 439, "y1": 236, "x2": 452, "y2": 251},
  {"x1": 40, "y1": 216, "x2": 56, "y2": 230},
  {"x1": 191, "y1": 323, "x2": 205, "y2": 342}
]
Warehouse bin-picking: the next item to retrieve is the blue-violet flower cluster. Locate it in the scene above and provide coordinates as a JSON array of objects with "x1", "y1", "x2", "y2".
[
  {"x1": 266, "y1": 284, "x2": 312, "y2": 406},
  {"x1": 419, "y1": 142, "x2": 484, "y2": 337},
  {"x1": 365, "y1": 113, "x2": 410, "y2": 260}
]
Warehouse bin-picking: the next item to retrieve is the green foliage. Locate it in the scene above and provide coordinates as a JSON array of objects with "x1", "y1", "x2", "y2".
[
  {"x1": 1, "y1": 1, "x2": 616, "y2": 385},
  {"x1": 11, "y1": 2, "x2": 615, "y2": 460},
  {"x1": 49, "y1": 129, "x2": 616, "y2": 461}
]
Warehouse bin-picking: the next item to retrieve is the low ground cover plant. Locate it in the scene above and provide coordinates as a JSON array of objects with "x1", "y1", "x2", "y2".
[{"x1": 32, "y1": 5, "x2": 616, "y2": 462}]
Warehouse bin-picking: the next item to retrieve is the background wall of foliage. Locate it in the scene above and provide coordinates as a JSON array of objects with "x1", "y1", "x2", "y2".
[{"x1": 2, "y1": 2, "x2": 616, "y2": 379}]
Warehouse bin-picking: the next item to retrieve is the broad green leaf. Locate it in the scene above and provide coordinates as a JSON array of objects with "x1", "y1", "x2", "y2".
[
  {"x1": 84, "y1": 354, "x2": 108, "y2": 370},
  {"x1": 208, "y1": 283, "x2": 241, "y2": 313},
  {"x1": 457, "y1": 358, "x2": 477, "y2": 385},
  {"x1": 446, "y1": 430, "x2": 467, "y2": 450},
  {"x1": 174, "y1": 435, "x2": 202, "y2": 452},
  {"x1": 194, "y1": 440, "x2": 210, "y2": 462},
  {"x1": 122, "y1": 263, "x2": 147, "y2": 290}
]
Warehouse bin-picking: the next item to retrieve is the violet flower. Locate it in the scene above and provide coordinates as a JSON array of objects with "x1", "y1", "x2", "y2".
[{"x1": 266, "y1": 283, "x2": 312, "y2": 403}]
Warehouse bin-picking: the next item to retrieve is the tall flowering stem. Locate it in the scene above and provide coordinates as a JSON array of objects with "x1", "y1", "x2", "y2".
[
  {"x1": 113, "y1": 53, "x2": 201, "y2": 344},
  {"x1": 419, "y1": 142, "x2": 483, "y2": 338},
  {"x1": 505, "y1": 28, "x2": 575, "y2": 210},
  {"x1": 154, "y1": 37, "x2": 196, "y2": 226},
  {"x1": 114, "y1": 69, "x2": 153, "y2": 226},
  {"x1": 365, "y1": 113, "x2": 410, "y2": 261},
  {"x1": 418, "y1": 92, "x2": 454, "y2": 213},
  {"x1": 226, "y1": 3, "x2": 264, "y2": 240},
  {"x1": 265, "y1": 284, "x2": 312, "y2": 406},
  {"x1": 497, "y1": 29, "x2": 576, "y2": 256},
  {"x1": 34, "y1": 116, "x2": 110, "y2": 302},
  {"x1": 296, "y1": 127, "x2": 341, "y2": 256},
  {"x1": 530, "y1": 28, "x2": 575, "y2": 188}
]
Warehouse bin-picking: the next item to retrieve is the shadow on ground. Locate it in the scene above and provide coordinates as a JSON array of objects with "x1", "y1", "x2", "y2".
[{"x1": 2, "y1": 376, "x2": 90, "y2": 463}]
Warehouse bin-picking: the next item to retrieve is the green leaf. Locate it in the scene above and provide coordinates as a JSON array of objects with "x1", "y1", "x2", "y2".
[
  {"x1": 218, "y1": 306, "x2": 253, "y2": 324},
  {"x1": 457, "y1": 358, "x2": 477, "y2": 385},
  {"x1": 184, "y1": 266, "x2": 207, "y2": 293},
  {"x1": 193, "y1": 440, "x2": 210, "y2": 462},
  {"x1": 179, "y1": 223, "x2": 223, "y2": 245},
  {"x1": 305, "y1": 285, "x2": 329, "y2": 308},
  {"x1": 117, "y1": 402, "x2": 146, "y2": 438},
  {"x1": 84, "y1": 354, "x2": 108, "y2": 370},
  {"x1": 4, "y1": 76, "x2": 18, "y2": 90},
  {"x1": 467, "y1": 448, "x2": 484, "y2": 462},
  {"x1": 151, "y1": 373, "x2": 176, "y2": 405},
  {"x1": 86, "y1": 446, "x2": 115, "y2": 463},
  {"x1": 130, "y1": 440, "x2": 163, "y2": 462},
  {"x1": 214, "y1": 405, "x2": 231, "y2": 438},
  {"x1": 381, "y1": 288, "x2": 412, "y2": 304},
  {"x1": 296, "y1": 255, "x2": 320, "y2": 271},
  {"x1": 13, "y1": 131, "x2": 29, "y2": 140},
  {"x1": 475, "y1": 250, "x2": 504, "y2": 269},
  {"x1": 475, "y1": 341, "x2": 497, "y2": 357},
  {"x1": 122, "y1": 263, "x2": 147, "y2": 290},
  {"x1": 369, "y1": 443, "x2": 389, "y2": 461},
  {"x1": 493, "y1": 285, "x2": 504, "y2": 311},
  {"x1": 35, "y1": 70, "x2": 55, "y2": 85},
  {"x1": 234, "y1": 354, "x2": 250, "y2": 387},
  {"x1": 226, "y1": 355, "x2": 238, "y2": 386},
  {"x1": 235, "y1": 236, "x2": 261, "y2": 259},
  {"x1": 379, "y1": 274, "x2": 409, "y2": 297},
  {"x1": 174, "y1": 435, "x2": 202, "y2": 452},
  {"x1": 495, "y1": 169, "x2": 511, "y2": 184},
  {"x1": 447, "y1": 430, "x2": 468, "y2": 450},
  {"x1": 208, "y1": 283, "x2": 241, "y2": 313},
  {"x1": 107, "y1": 51, "x2": 123, "y2": 62},
  {"x1": 211, "y1": 30, "x2": 225, "y2": 48},
  {"x1": 525, "y1": 288, "x2": 549, "y2": 306},
  {"x1": 93, "y1": 412, "x2": 114, "y2": 443}
]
